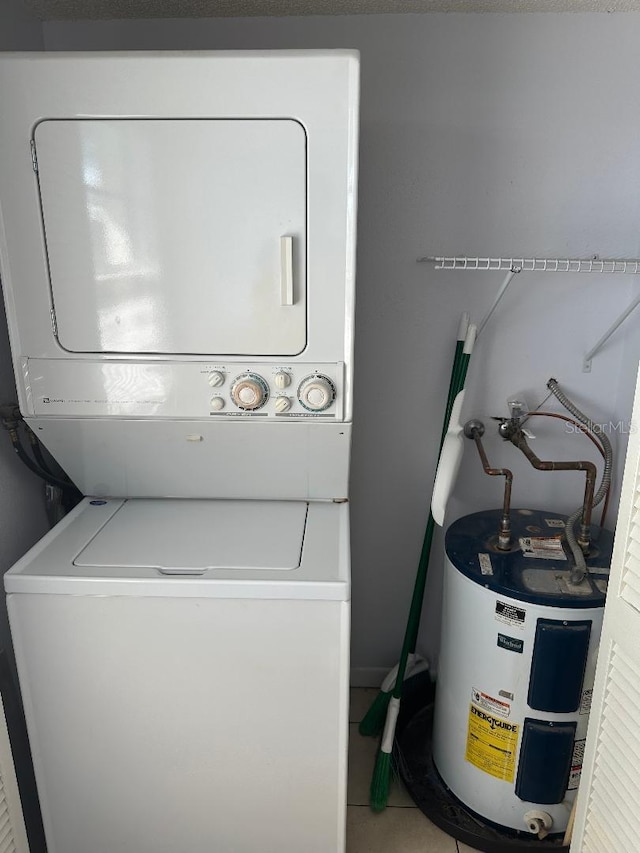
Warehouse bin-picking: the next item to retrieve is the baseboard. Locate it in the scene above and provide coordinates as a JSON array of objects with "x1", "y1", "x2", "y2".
[{"x1": 349, "y1": 666, "x2": 388, "y2": 688}]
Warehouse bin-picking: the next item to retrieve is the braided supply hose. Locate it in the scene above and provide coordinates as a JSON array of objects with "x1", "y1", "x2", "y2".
[{"x1": 546, "y1": 379, "x2": 613, "y2": 584}]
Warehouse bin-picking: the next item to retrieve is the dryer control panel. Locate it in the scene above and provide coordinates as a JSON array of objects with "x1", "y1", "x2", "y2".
[{"x1": 25, "y1": 360, "x2": 345, "y2": 421}]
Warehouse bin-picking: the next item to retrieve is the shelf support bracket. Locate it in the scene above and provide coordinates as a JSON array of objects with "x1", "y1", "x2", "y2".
[
  {"x1": 477, "y1": 266, "x2": 521, "y2": 337},
  {"x1": 583, "y1": 289, "x2": 640, "y2": 372}
]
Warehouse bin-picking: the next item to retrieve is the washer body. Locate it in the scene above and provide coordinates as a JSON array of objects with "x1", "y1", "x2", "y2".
[{"x1": 6, "y1": 498, "x2": 350, "y2": 853}]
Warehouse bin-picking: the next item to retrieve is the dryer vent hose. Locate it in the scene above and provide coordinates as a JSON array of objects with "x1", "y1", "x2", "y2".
[{"x1": 546, "y1": 379, "x2": 613, "y2": 584}]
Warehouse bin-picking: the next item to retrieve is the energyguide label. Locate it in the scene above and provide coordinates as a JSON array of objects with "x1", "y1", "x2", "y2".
[{"x1": 465, "y1": 704, "x2": 519, "y2": 783}]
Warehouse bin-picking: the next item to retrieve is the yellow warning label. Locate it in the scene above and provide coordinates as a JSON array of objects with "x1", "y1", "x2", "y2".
[{"x1": 465, "y1": 704, "x2": 519, "y2": 782}]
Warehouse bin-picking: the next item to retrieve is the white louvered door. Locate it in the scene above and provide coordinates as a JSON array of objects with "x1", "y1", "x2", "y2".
[
  {"x1": 0, "y1": 695, "x2": 29, "y2": 853},
  {"x1": 571, "y1": 365, "x2": 640, "y2": 852}
]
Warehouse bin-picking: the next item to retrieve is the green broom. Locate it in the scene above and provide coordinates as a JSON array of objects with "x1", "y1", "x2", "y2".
[
  {"x1": 369, "y1": 321, "x2": 477, "y2": 812},
  {"x1": 358, "y1": 313, "x2": 469, "y2": 739}
]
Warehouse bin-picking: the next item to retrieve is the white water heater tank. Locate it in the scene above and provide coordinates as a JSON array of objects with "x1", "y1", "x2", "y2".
[{"x1": 433, "y1": 509, "x2": 611, "y2": 837}]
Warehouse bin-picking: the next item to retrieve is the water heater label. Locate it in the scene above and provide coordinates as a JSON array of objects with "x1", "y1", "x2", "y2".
[
  {"x1": 497, "y1": 633, "x2": 524, "y2": 654},
  {"x1": 579, "y1": 688, "x2": 593, "y2": 715},
  {"x1": 519, "y1": 536, "x2": 567, "y2": 560},
  {"x1": 471, "y1": 688, "x2": 511, "y2": 718},
  {"x1": 568, "y1": 739, "x2": 586, "y2": 790},
  {"x1": 478, "y1": 553, "x2": 493, "y2": 575},
  {"x1": 495, "y1": 601, "x2": 526, "y2": 628},
  {"x1": 465, "y1": 704, "x2": 519, "y2": 783}
]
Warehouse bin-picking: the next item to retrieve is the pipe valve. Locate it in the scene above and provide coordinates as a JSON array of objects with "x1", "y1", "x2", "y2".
[{"x1": 523, "y1": 809, "x2": 553, "y2": 840}]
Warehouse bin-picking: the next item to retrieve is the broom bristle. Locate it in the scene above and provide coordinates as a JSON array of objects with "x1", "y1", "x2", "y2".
[
  {"x1": 358, "y1": 689, "x2": 391, "y2": 738},
  {"x1": 369, "y1": 747, "x2": 393, "y2": 812}
]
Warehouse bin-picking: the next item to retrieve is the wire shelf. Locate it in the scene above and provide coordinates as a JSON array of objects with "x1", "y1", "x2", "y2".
[
  {"x1": 419, "y1": 254, "x2": 640, "y2": 371},
  {"x1": 420, "y1": 256, "x2": 640, "y2": 274}
]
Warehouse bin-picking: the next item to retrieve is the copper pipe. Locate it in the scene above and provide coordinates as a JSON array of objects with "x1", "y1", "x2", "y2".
[
  {"x1": 471, "y1": 430, "x2": 513, "y2": 550},
  {"x1": 509, "y1": 430, "x2": 597, "y2": 551},
  {"x1": 525, "y1": 411, "x2": 611, "y2": 530}
]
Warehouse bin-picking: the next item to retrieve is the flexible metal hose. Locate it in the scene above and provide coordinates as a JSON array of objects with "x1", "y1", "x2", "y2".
[{"x1": 546, "y1": 379, "x2": 613, "y2": 583}]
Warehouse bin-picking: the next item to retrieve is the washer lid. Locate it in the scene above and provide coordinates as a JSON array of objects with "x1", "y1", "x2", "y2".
[
  {"x1": 75, "y1": 500, "x2": 307, "y2": 572},
  {"x1": 5, "y1": 498, "x2": 349, "y2": 600}
]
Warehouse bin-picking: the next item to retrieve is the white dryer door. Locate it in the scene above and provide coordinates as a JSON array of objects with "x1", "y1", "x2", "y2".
[{"x1": 34, "y1": 119, "x2": 307, "y2": 356}]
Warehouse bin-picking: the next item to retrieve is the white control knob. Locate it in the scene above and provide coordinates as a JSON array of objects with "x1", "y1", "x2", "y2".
[
  {"x1": 208, "y1": 371, "x2": 225, "y2": 387},
  {"x1": 298, "y1": 375, "x2": 336, "y2": 412},
  {"x1": 275, "y1": 396, "x2": 292, "y2": 413},
  {"x1": 274, "y1": 372, "x2": 291, "y2": 390},
  {"x1": 210, "y1": 397, "x2": 225, "y2": 411},
  {"x1": 230, "y1": 373, "x2": 269, "y2": 411}
]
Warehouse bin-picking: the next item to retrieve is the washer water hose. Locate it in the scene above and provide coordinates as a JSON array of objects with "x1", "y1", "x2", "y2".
[
  {"x1": 26, "y1": 425, "x2": 54, "y2": 475},
  {"x1": 0, "y1": 404, "x2": 80, "y2": 494},
  {"x1": 8, "y1": 427, "x2": 77, "y2": 491},
  {"x1": 546, "y1": 378, "x2": 613, "y2": 584}
]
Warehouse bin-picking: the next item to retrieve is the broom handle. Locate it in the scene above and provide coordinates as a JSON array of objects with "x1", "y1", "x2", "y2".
[
  {"x1": 400, "y1": 514, "x2": 436, "y2": 682},
  {"x1": 404, "y1": 321, "x2": 475, "y2": 667},
  {"x1": 442, "y1": 313, "x2": 469, "y2": 438}
]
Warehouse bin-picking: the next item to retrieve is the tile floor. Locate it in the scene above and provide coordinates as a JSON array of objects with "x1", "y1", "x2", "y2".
[{"x1": 348, "y1": 688, "x2": 480, "y2": 853}]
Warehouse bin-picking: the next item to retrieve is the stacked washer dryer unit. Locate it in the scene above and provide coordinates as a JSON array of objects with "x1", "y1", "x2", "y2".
[{"x1": 0, "y1": 52, "x2": 359, "y2": 853}]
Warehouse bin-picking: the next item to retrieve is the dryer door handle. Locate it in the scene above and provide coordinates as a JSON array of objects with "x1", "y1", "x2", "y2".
[{"x1": 280, "y1": 236, "x2": 294, "y2": 306}]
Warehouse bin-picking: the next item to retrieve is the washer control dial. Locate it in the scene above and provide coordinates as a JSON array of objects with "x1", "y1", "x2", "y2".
[
  {"x1": 208, "y1": 371, "x2": 225, "y2": 388},
  {"x1": 298, "y1": 375, "x2": 336, "y2": 412},
  {"x1": 274, "y1": 372, "x2": 292, "y2": 390},
  {"x1": 231, "y1": 373, "x2": 269, "y2": 411},
  {"x1": 210, "y1": 397, "x2": 225, "y2": 411},
  {"x1": 275, "y1": 396, "x2": 292, "y2": 413}
]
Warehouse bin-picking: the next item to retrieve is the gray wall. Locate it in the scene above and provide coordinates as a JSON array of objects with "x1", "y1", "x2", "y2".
[
  {"x1": 43, "y1": 12, "x2": 640, "y2": 682},
  {"x1": 0, "y1": 0, "x2": 44, "y2": 50}
]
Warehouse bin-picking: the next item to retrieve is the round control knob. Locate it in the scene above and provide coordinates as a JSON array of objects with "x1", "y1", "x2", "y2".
[
  {"x1": 298, "y1": 375, "x2": 336, "y2": 412},
  {"x1": 275, "y1": 396, "x2": 292, "y2": 413},
  {"x1": 208, "y1": 371, "x2": 225, "y2": 388},
  {"x1": 230, "y1": 373, "x2": 269, "y2": 411},
  {"x1": 274, "y1": 372, "x2": 292, "y2": 390},
  {"x1": 210, "y1": 397, "x2": 225, "y2": 411}
]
